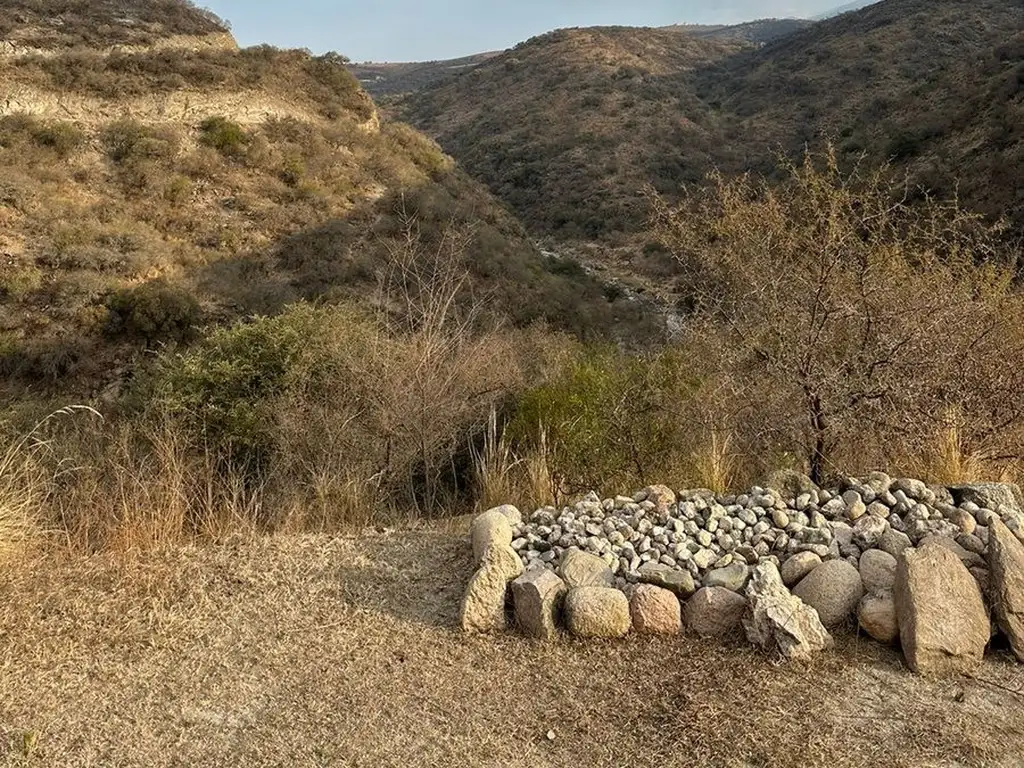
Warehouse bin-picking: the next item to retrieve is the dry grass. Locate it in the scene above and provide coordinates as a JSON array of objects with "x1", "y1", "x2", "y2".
[{"x1": 1, "y1": 529, "x2": 1023, "y2": 766}]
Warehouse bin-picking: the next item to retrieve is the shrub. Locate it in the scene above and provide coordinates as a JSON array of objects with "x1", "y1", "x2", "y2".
[
  {"x1": 105, "y1": 280, "x2": 202, "y2": 345},
  {"x1": 198, "y1": 116, "x2": 249, "y2": 157},
  {"x1": 650, "y1": 144, "x2": 1024, "y2": 483},
  {"x1": 509, "y1": 346, "x2": 702, "y2": 496},
  {"x1": 101, "y1": 119, "x2": 178, "y2": 164}
]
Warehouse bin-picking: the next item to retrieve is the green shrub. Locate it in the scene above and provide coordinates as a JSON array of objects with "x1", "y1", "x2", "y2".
[
  {"x1": 198, "y1": 116, "x2": 249, "y2": 157},
  {"x1": 509, "y1": 346, "x2": 702, "y2": 494},
  {"x1": 32, "y1": 121, "x2": 85, "y2": 157},
  {"x1": 101, "y1": 119, "x2": 178, "y2": 164},
  {"x1": 105, "y1": 280, "x2": 202, "y2": 345}
]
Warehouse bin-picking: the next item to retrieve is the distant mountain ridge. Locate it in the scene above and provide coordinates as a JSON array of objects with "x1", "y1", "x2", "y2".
[
  {"x1": 814, "y1": 0, "x2": 882, "y2": 19},
  {"x1": 349, "y1": 19, "x2": 813, "y2": 99}
]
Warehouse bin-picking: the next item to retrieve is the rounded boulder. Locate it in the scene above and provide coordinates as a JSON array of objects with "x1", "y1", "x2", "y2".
[
  {"x1": 629, "y1": 584, "x2": 682, "y2": 635},
  {"x1": 792, "y1": 559, "x2": 864, "y2": 628},
  {"x1": 565, "y1": 587, "x2": 631, "y2": 639}
]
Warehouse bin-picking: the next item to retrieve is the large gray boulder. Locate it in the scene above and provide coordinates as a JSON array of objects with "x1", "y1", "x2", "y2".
[
  {"x1": 460, "y1": 544, "x2": 524, "y2": 633},
  {"x1": 560, "y1": 549, "x2": 615, "y2": 588},
  {"x1": 894, "y1": 541, "x2": 989, "y2": 675},
  {"x1": 793, "y1": 559, "x2": 864, "y2": 627},
  {"x1": 512, "y1": 566, "x2": 567, "y2": 640},
  {"x1": 565, "y1": 587, "x2": 631, "y2": 638},
  {"x1": 988, "y1": 517, "x2": 1024, "y2": 661},
  {"x1": 629, "y1": 584, "x2": 682, "y2": 635},
  {"x1": 470, "y1": 509, "x2": 513, "y2": 564},
  {"x1": 761, "y1": 470, "x2": 818, "y2": 500},
  {"x1": 743, "y1": 562, "x2": 833, "y2": 661},
  {"x1": 684, "y1": 587, "x2": 747, "y2": 639}
]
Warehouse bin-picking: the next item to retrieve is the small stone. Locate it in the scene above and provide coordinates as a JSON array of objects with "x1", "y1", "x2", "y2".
[
  {"x1": 637, "y1": 562, "x2": 696, "y2": 597},
  {"x1": 878, "y1": 528, "x2": 913, "y2": 560},
  {"x1": 858, "y1": 593, "x2": 898, "y2": 644},
  {"x1": 630, "y1": 584, "x2": 682, "y2": 634},
  {"x1": 704, "y1": 561, "x2": 751, "y2": 593},
  {"x1": 853, "y1": 515, "x2": 888, "y2": 549}
]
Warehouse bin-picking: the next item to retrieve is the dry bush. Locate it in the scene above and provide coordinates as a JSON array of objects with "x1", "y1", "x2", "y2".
[{"x1": 650, "y1": 145, "x2": 1024, "y2": 484}]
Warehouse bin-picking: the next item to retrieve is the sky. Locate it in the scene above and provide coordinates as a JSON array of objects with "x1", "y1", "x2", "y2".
[{"x1": 201, "y1": 1, "x2": 847, "y2": 63}]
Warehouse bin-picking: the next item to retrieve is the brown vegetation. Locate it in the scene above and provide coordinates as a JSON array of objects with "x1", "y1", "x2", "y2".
[
  {"x1": 650, "y1": 147, "x2": 1024, "y2": 485},
  {"x1": 0, "y1": 0, "x2": 228, "y2": 49},
  {"x1": 399, "y1": 0, "x2": 1024, "y2": 246}
]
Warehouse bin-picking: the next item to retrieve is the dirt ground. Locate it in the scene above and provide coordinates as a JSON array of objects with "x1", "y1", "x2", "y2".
[{"x1": 2, "y1": 528, "x2": 1024, "y2": 767}]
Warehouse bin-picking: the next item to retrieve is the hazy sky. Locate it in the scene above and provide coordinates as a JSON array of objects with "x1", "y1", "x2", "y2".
[{"x1": 202, "y1": 1, "x2": 845, "y2": 62}]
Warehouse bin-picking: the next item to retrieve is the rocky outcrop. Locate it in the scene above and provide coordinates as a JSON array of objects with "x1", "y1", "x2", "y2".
[{"x1": 894, "y1": 541, "x2": 989, "y2": 675}]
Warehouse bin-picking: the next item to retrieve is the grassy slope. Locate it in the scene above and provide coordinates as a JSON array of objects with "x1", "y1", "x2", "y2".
[
  {"x1": 0, "y1": 4, "x2": 655, "y2": 399},
  {"x1": 400, "y1": 0, "x2": 1024, "y2": 241},
  {"x1": 1, "y1": 528, "x2": 1023, "y2": 766}
]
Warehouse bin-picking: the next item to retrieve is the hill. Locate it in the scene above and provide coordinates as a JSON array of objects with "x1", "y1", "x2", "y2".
[
  {"x1": 664, "y1": 18, "x2": 815, "y2": 43},
  {"x1": 347, "y1": 52, "x2": 501, "y2": 99},
  {"x1": 0, "y1": 1, "x2": 653, "y2": 397},
  {"x1": 696, "y1": 0, "x2": 1024, "y2": 226},
  {"x1": 399, "y1": 26, "x2": 747, "y2": 242},
  {"x1": 399, "y1": 0, "x2": 1024, "y2": 244}
]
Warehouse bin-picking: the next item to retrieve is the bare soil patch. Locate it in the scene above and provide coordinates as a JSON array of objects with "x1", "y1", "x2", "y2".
[{"x1": 2, "y1": 530, "x2": 1023, "y2": 767}]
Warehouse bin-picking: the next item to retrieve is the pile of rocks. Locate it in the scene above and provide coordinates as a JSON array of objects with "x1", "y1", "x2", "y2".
[{"x1": 460, "y1": 473, "x2": 1024, "y2": 674}]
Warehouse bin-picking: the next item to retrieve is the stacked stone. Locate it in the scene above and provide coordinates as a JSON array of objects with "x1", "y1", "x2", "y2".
[
  {"x1": 462, "y1": 478, "x2": 1024, "y2": 677},
  {"x1": 510, "y1": 476, "x2": 1024, "y2": 594}
]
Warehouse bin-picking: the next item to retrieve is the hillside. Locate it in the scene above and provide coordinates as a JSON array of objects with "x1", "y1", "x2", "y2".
[
  {"x1": 399, "y1": 27, "x2": 746, "y2": 241},
  {"x1": 0, "y1": 0, "x2": 233, "y2": 51},
  {"x1": 696, "y1": 0, "x2": 1024, "y2": 227},
  {"x1": 400, "y1": 0, "x2": 1024, "y2": 244},
  {"x1": 0, "y1": 1, "x2": 653, "y2": 397}
]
